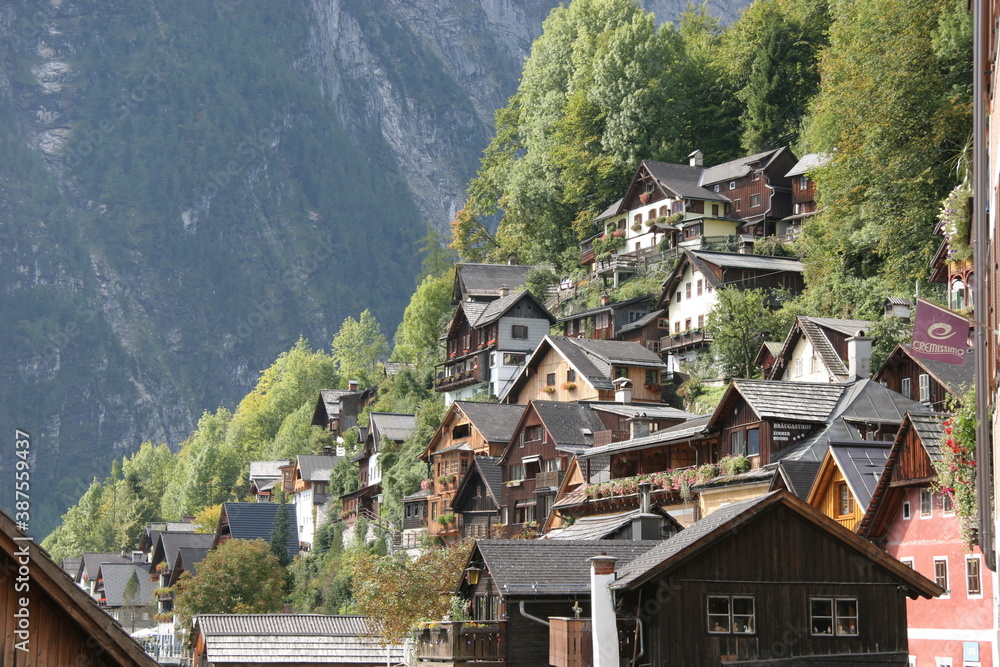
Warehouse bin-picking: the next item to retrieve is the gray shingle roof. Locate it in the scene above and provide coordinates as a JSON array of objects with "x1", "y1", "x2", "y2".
[
  {"x1": 220, "y1": 502, "x2": 300, "y2": 557},
  {"x1": 454, "y1": 263, "x2": 539, "y2": 301},
  {"x1": 369, "y1": 412, "x2": 417, "y2": 444},
  {"x1": 612, "y1": 493, "x2": 777, "y2": 588},
  {"x1": 174, "y1": 546, "x2": 211, "y2": 579},
  {"x1": 907, "y1": 412, "x2": 949, "y2": 464},
  {"x1": 474, "y1": 540, "x2": 659, "y2": 597},
  {"x1": 785, "y1": 152, "x2": 830, "y2": 178},
  {"x1": 771, "y1": 459, "x2": 822, "y2": 500},
  {"x1": 644, "y1": 160, "x2": 725, "y2": 201},
  {"x1": 730, "y1": 380, "x2": 846, "y2": 422},
  {"x1": 62, "y1": 557, "x2": 82, "y2": 579},
  {"x1": 544, "y1": 511, "x2": 641, "y2": 540},
  {"x1": 686, "y1": 249, "x2": 805, "y2": 273},
  {"x1": 98, "y1": 562, "x2": 156, "y2": 608},
  {"x1": 580, "y1": 415, "x2": 712, "y2": 460},
  {"x1": 460, "y1": 300, "x2": 488, "y2": 325},
  {"x1": 829, "y1": 442, "x2": 892, "y2": 510},
  {"x1": 533, "y1": 401, "x2": 607, "y2": 450},
  {"x1": 249, "y1": 460, "x2": 288, "y2": 482},
  {"x1": 298, "y1": 454, "x2": 337, "y2": 482},
  {"x1": 583, "y1": 402, "x2": 699, "y2": 422},
  {"x1": 455, "y1": 402, "x2": 527, "y2": 443},
  {"x1": 700, "y1": 147, "x2": 786, "y2": 186},
  {"x1": 153, "y1": 532, "x2": 215, "y2": 570},
  {"x1": 194, "y1": 614, "x2": 405, "y2": 664},
  {"x1": 594, "y1": 198, "x2": 624, "y2": 222},
  {"x1": 616, "y1": 308, "x2": 664, "y2": 335},
  {"x1": 474, "y1": 289, "x2": 555, "y2": 328},
  {"x1": 81, "y1": 552, "x2": 131, "y2": 582}
]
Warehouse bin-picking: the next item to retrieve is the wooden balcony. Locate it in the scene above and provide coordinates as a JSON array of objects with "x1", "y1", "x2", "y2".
[
  {"x1": 435, "y1": 365, "x2": 488, "y2": 392},
  {"x1": 534, "y1": 469, "x2": 565, "y2": 490},
  {"x1": 416, "y1": 621, "x2": 505, "y2": 665},
  {"x1": 660, "y1": 328, "x2": 713, "y2": 353}
]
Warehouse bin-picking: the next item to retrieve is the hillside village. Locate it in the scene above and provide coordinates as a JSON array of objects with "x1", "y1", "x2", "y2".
[{"x1": 3, "y1": 0, "x2": 996, "y2": 666}]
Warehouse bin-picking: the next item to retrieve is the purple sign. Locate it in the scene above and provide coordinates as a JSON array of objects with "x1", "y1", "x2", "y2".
[{"x1": 910, "y1": 298, "x2": 969, "y2": 365}]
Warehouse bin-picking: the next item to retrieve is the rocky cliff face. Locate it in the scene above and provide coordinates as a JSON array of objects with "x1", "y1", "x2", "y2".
[{"x1": 0, "y1": 0, "x2": 747, "y2": 536}]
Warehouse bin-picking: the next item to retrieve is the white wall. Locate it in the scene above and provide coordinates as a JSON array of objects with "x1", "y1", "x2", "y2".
[
  {"x1": 667, "y1": 264, "x2": 716, "y2": 333},
  {"x1": 786, "y1": 336, "x2": 835, "y2": 383},
  {"x1": 369, "y1": 452, "x2": 381, "y2": 485},
  {"x1": 295, "y1": 487, "x2": 314, "y2": 546}
]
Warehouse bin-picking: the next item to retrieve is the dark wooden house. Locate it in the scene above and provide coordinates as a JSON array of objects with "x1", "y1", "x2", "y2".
[
  {"x1": 450, "y1": 456, "x2": 504, "y2": 539},
  {"x1": 340, "y1": 412, "x2": 415, "y2": 529},
  {"x1": 310, "y1": 384, "x2": 375, "y2": 436},
  {"x1": 0, "y1": 509, "x2": 160, "y2": 666},
  {"x1": 557, "y1": 295, "x2": 652, "y2": 341},
  {"x1": 451, "y1": 262, "x2": 543, "y2": 305},
  {"x1": 873, "y1": 343, "x2": 974, "y2": 410},
  {"x1": 499, "y1": 401, "x2": 606, "y2": 536},
  {"x1": 781, "y1": 152, "x2": 828, "y2": 233},
  {"x1": 608, "y1": 491, "x2": 943, "y2": 666},
  {"x1": 414, "y1": 540, "x2": 657, "y2": 667}
]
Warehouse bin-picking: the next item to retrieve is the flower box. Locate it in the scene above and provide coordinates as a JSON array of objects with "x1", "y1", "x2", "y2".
[
  {"x1": 542, "y1": 385, "x2": 556, "y2": 394},
  {"x1": 561, "y1": 381, "x2": 577, "y2": 391},
  {"x1": 639, "y1": 192, "x2": 651, "y2": 204}
]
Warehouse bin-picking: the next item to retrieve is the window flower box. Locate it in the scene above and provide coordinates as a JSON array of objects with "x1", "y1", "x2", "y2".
[
  {"x1": 542, "y1": 385, "x2": 556, "y2": 394},
  {"x1": 639, "y1": 192, "x2": 651, "y2": 204},
  {"x1": 561, "y1": 381, "x2": 577, "y2": 390},
  {"x1": 506, "y1": 480, "x2": 522, "y2": 488}
]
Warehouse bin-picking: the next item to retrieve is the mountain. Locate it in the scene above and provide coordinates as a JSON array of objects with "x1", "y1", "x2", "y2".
[{"x1": 0, "y1": 0, "x2": 749, "y2": 537}]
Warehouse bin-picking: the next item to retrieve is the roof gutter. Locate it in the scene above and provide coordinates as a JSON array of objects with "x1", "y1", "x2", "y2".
[{"x1": 518, "y1": 600, "x2": 550, "y2": 627}]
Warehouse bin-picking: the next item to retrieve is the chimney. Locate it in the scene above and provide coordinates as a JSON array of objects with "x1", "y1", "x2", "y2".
[
  {"x1": 600, "y1": 294, "x2": 610, "y2": 306},
  {"x1": 589, "y1": 553, "x2": 621, "y2": 667},
  {"x1": 631, "y1": 481, "x2": 661, "y2": 541},
  {"x1": 322, "y1": 445, "x2": 335, "y2": 456},
  {"x1": 507, "y1": 252, "x2": 518, "y2": 265},
  {"x1": 627, "y1": 413, "x2": 650, "y2": 439},
  {"x1": 847, "y1": 334, "x2": 874, "y2": 379},
  {"x1": 131, "y1": 550, "x2": 144, "y2": 563},
  {"x1": 348, "y1": 379, "x2": 359, "y2": 391},
  {"x1": 613, "y1": 378, "x2": 632, "y2": 404},
  {"x1": 499, "y1": 284, "x2": 509, "y2": 298},
  {"x1": 688, "y1": 149, "x2": 704, "y2": 167}
]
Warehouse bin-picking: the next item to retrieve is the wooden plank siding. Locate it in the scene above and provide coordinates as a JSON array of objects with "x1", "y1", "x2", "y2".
[
  {"x1": 502, "y1": 412, "x2": 571, "y2": 536},
  {"x1": 628, "y1": 506, "x2": 910, "y2": 666},
  {"x1": 813, "y1": 466, "x2": 865, "y2": 532},
  {"x1": 890, "y1": 428, "x2": 936, "y2": 485},
  {"x1": 514, "y1": 348, "x2": 663, "y2": 405},
  {"x1": 875, "y1": 356, "x2": 953, "y2": 411}
]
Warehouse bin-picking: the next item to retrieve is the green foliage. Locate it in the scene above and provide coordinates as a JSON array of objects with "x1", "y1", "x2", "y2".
[
  {"x1": 867, "y1": 316, "x2": 914, "y2": 372},
  {"x1": 174, "y1": 539, "x2": 284, "y2": 629},
  {"x1": 801, "y1": 0, "x2": 972, "y2": 302},
  {"x1": 524, "y1": 267, "x2": 560, "y2": 300},
  {"x1": 934, "y1": 392, "x2": 977, "y2": 547},
  {"x1": 332, "y1": 310, "x2": 390, "y2": 389},
  {"x1": 270, "y1": 500, "x2": 292, "y2": 567},
  {"x1": 121, "y1": 570, "x2": 141, "y2": 632},
  {"x1": 350, "y1": 540, "x2": 473, "y2": 643},
  {"x1": 705, "y1": 288, "x2": 786, "y2": 379},
  {"x1": 392, "y1": 273, "x2": 454, "y2": 369}
]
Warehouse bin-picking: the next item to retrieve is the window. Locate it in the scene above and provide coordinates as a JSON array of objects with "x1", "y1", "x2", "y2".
[
  {"x1": 900, "y1": 377, "x2": 911, "y2": 399},
  {"x1": 837, "y1": 482, "x2": 854, "y2": 517},
  {"x1": 503, "y1": 352, "x2": 526, "y2": 366},
  {"x1": 546, "y1": 373, "x2": 556, "y2": 386},
  {"x1": 684, "y1": 318, "x2": 692, "y2": 331},
  {"x1": 921, "y1": 489, "x2": 933, "y2": 517},
  {"x1": 674, "y1": 321, "x2": 681, "y2": 334},
  {"x1": 941, "y1": 492, "x2": 954, "y2": 514},
  {"x1": 734, "y1": 198, "x2": 742, "y2": 212},
  {"x1": 647, "y1": 340, "x2": 660, "y2": 353},
  {"x1": 714, "y1": 184, "x2": 720, "y2": 193},
  {"x1": 967, "y1": 556, "x2": 982, "y2": 596},
  {"x1": 567, "y1": 369, "x2": 576, "y2": 383},
  {"x1": 902, "y1": 501, "x2": 911, "y2": 520},
  {"x1": 614, "y1": 366, "x2": 629, "y2": 379},
  {"x1": 634, "y1": 214, "x2": 642, "y2": 226},
  {"x1": 686, "y1": 282, "x2": 692, "y2": 299},
  {"x1": 698, "y1": 315, "x2": 705, "y2": 329},
  {"x1": 511, "y1": 325, "x2": 528, "y2": 339},
  {"x1": 676, "y1": 291, "x2": 682, "y2": 303},
  {"x1": 795, "y1": 358, "x2": 804, "y2": 377},
  {"x1": 431, "y1": 501, "x2": 438, "y2": 519},
  {"x1": 658, "y1": 318, "x2": 670, "y2": 330},
  {"x1": 799, "y1": 176, "x2": 809, "y2": 190},
  {"x1": 934, "y1": 558, "x2": 949, "y2": 595},
  {"x1": 729, "y1": 181, "x2": 736, "y2": 190},
  {"x1": 750, "y1": 194, "x2": 761, "y2": 208},
  {"x1": 919, "y1": 373, "x2": 930, "y2": 403},
  {"x1": 742, "y1": 270, "x2": 756, "y2": 286},
  {"x1": 707, "y1": 596, "x2": 755, "y2": 634},
  {"x1": 752, "y1": 171, "x2": 760, "y2": 181},
  {"x1": 747, "y1": 428, "x2": 760, "y2": 457},
  {"x1": 628, "y1": 311, "x2": 642, "y2": 323},
  {"x1": 509, "y1": 464, "x2": 524, "y2": 480},
  {"x1": 810, "y1": 597, "x2": 858, "y2": 636},
  {"x1": 645, "y1": 369, "x2": 660, "y2": 385},
  {"x1": 712, "y1": 204, "x2": 719, "y2": 216},
  {"x1": 696, "y1": 279, "x2": 703, "y2": 295},
  {"x1": 732, "y1": 430, "x2": 746, "y2": 457},
  {"x1": 900, "y1": 557, "x2": 914, "y2": 569}
]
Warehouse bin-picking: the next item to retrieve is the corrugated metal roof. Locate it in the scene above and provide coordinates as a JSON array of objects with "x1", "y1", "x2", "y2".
[{"x1": 687, "y1": 249, "x2": 805, "y2": 273}]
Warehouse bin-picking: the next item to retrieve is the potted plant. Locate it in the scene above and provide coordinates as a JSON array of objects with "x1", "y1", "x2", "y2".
[
  {"x1": 561, "y1": 381, "x2": 577, "y2": 391},
  {"x1": 631, "y1": 220, "x2": 642, "y2": 232},
  {"x1": 542, "y1": 385, "x2": 556, "y2": 394},
  {"x1": 639, "y1": 192, "x2": 651, "y2": 204}
]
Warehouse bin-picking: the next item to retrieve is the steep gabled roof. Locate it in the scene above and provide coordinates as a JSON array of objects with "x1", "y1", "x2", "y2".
[
  {"x1": 712, "y1": 380, "x2": 846, "y2": 427},
  {"x1": 470, "y1": 540, "x2": 659, "y2": 598},
  {"x1": 81, "y1": 552, "x2": 130, "y2": 582},
  {"x1": 452, "y1": 456, "x2": 503, "y2": 511},
  {"x1": 785, "y1": 152, "x2": 830, "y2": 178},
  {"x1": 170, "y1": 546, "x2": 211, "y2": 584},
  {"x1": 658, "y1": 249, "x2": 804, "y2": 308},
  {"x1": 643, "y1": 160, "x2": 725, "y2": 201},
  {"x1": 369, "y1": 412, "x2": 417, "y2": 445},
  {"x1": 700, "y1": 147, "x2": 790, "y2": 186},
  {"x1": 532, "y1": 401, "x2": 607, "y2": 452},
  {"x1": 817, "y1": 442, "x2": 893, "y2": 511},
  {"x1": 594, "y1": 197, "x2": 625, "y2": 222},
  {"x1": 769, "y1": 459, "x2": 822, "y2": 500},
  {"x1": 297, "y1": 454, "x2": 337, "y2": 482},
  {"x1": 473, "y1": 289, "x2": 555, "y2": 328},
  {"x1": 770, "y1": 316, "x2": 875, "y2": 381},
  {"x1": 874, "y1": 344, "x2": 974, "y2": 398},
  {"x1": 216, "y1": 502, "x2": 300, "y2": 557},
  {"x1": 455, "y1": 401, "x2": 527, "y2": 444},
  {"x1": 97, "y1": 562, "x2": 156, "y2": 608},
  {"x1": 151, "y1": 532, "x2": 214, "y2": 570},
  {"x1": 611, "y1": 490, "x2": 943, "y2": 601}
]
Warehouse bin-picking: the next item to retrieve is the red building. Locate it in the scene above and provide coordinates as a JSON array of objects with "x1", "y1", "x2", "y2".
[{"x1": 863, "y1": 412, "x2": 995, "y2": 666}]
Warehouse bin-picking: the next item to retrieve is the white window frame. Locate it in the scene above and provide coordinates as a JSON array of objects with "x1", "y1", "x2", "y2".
[
  {"x1": 729, "y1": 181, "x2": 736, "y2": 190},
  {"x1": 902, "y1": 501, "x2": 911, "y2": 520},
  {"x1": 919, "y1": 373, "x2": 930, "y2": 403},
  {"x1": 900, "y1": 557, "x2": 914, "y2": 569},
  {"x1": 901, "y1": 377, "x2": 912, "y2": 399},
  {"x1": 920, "y1": 489, "x2": 933, "y2": 518},
  {"x1": 942, "y1": 492, "x2": 955, "y2": 516},
  {"x1": 795, "y1": 358, "x2": 803, "y2": 378}
]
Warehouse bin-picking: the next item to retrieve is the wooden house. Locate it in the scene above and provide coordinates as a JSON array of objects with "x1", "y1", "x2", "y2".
[
  {"x1": 694, "y1": 378, "x2": 928, "y2": 516},
  {"x1": 436, "y1": 289, "x2": 556, "y2": 403},
  {"x1": 754, "y1": 341, "x2": 783, "y2": 377},
  {"x1": 861, "y1": 412, "x2": 995, "y2": 666},
  {"x1": 873, "y1": 343, "x2": 974, "y2": 410},
  {"x1": 93, "y1": 561, "x2": 157, "y2": 632},
  {"x1": 930, "y1": 212, "x2": 974, "y2": 312},
  {"x1": 414, "y1": 540, "x2": 657, "y2": 667},
  {"x1": 557, "y1": 295, "x2": 652, "y2": 341},
  {"x1": 191, "y1": 614, "x2": 404, "y2": 667},
  {"x1": 657, "y1": 250, "x2": 804, "y2": 369},
  {"x1": 400, "y1": 488, "x2": 430, "y2": 550},
  {"x1": 500, "y1": 336, "x2": 668, "y2": 405},
  {"x1": 451, "y1": 261, "x2": 544, "y2": 305},
  {"x1": 605, "y1": 490, "x2": 943, "y2": 666},
  {"x1": 289, "y1": 453, "x2": 338, "y2": 546},
  {"x1": 450, "y1": 455, "x2": 504, "y2": 539},
  {"x1": 781, "y1": 152, "x2": 828, "y2": 234},
  {"x1": 0, "y1": 508, "x2": 161, "y2": 666},
  {"x1": 615, "y1": 308, "x2": 666, "y2": 355},
  {"x1": 766, "y1": 316, "x2": 876, "y2": 382},
  {"x1": 498, "y1": 401, "x2": 607, "y2": 536},
  {"x1": 310, "y1": 383, "x2": 375, "y2": 436},
  {"x1": 212, "y1": 502, "x2": 299, "y2": 558},
  {"x1": 248, "y1": 459, "x2": 290, "y2": 502},
  {"x1": 340, "y1": 412, "x2": 415, "y2": 530},
  {"x1": 419, "y1": 401, "x2": 525, "y2": 541},
  {"x1": 805, "y1": 441, "x2": 891, "y2": 532}
]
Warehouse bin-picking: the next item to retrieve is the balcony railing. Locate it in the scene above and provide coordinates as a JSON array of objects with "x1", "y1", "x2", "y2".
[
  {"x1": 660, "y1": 329, "x2": 713, "y2": 352},
  {"x1": 534, "y1": 469, "x2": 565, "y2": 490},
  {"x1": 416, "y1": 621, "x2": 505, "y2": 664},
  {"x1": 435, "y1": 366, "x2": 487, "y2": 392}
]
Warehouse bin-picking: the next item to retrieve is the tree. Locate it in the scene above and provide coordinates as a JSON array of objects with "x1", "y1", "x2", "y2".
[
  {"x1": 391, "y1": 272, "x2": 453, "y2": 368},
  {"x1": 350, "y1": 541, "x2": 473, "y2": 643},
  {"x1": 193, "y1": 504, "x2": 223, "y2": 534},
  {"x1": 705, "y1": 288, "x2": 786, "y2": 379},
  {"x1": 331, "y1": 310, "x2": 389, "y2": 388},
  {"x1": 270, "y1": 498, "x2": 292, "y2": 567},
  {"x1": 173, "y1": 539, "x2": 284, "y2": 628},
  {"x1": 122, "y1": 570, "x2": 141, "y2": 633}
]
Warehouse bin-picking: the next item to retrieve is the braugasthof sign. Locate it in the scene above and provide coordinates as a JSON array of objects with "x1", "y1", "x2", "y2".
[
  {"x1": 772, "y1": 422, "x2": 813, "y2": 444},
  {"x1": 910, "y1": 298, "x2": 969, "y2": 365}
]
